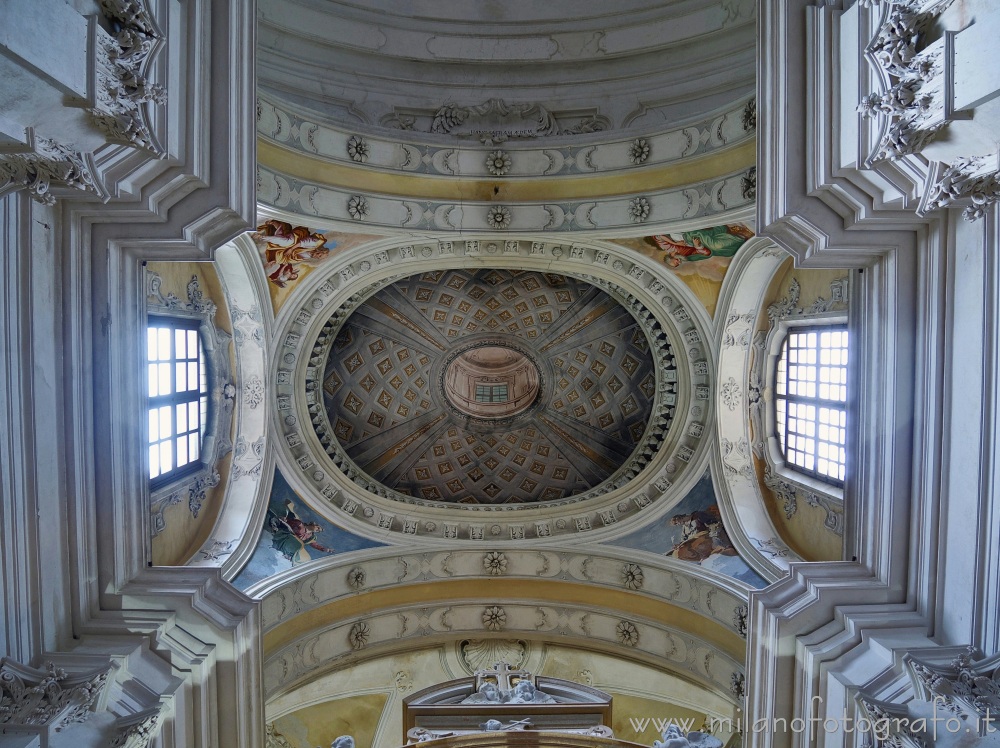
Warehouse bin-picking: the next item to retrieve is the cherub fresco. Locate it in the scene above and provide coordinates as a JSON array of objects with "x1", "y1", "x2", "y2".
[
  {"x1": 253, "y1": 219, "x2": 334, "y2": 288},
  {"x1": 648, "y1": 224, "x2": 754, "y2": 268},
  {"x1": 665, "y1": 505, "x2": 738, "y2": 563},
  {"x1": 267, "y1": 498, "x2": 335, "y2": 565}
]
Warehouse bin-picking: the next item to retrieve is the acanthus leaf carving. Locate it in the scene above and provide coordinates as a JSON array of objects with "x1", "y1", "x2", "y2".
[
  {"x1": 90, "y1": 0, "x2": 166, "y2": 155},
  {"x1": 0, "y1": 136, "x2": 102, "y2": 205},
  {"x1": 858, "y1": 0, "x2": 953, "y2": 158},
  {"x1": 920, "y1": 154, "x2": 1000, "y2": 222},
  {"x1": 0, "y1": 658, "x2": 113, "y2": 731},
  {"x1": 109, "y1": 706, "x2": 164, "y2": 748}
]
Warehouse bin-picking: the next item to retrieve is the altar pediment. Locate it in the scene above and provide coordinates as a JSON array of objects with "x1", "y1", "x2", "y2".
[{"x1": 403, "y1": 663, "x2": 613, "y2": 742}]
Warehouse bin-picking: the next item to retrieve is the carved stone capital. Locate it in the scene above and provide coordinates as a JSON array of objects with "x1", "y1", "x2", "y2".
[
  {"x1": 920, "y1": 154, "x2": 1000, "y2": 221},
  {"x1": 89, "y1": 0, "x2": 166, "y2": 155},
  {"x1": 109, "y1": 707, "x2": 164, "y2": 748},
  {"x1": 859, "y1": 0, "x2": 955, "y2": 163},
  {"x1": 0, "y1": 136, "x2": 102, "y2": 205},
  {"x1": 0, "y1": 657, "x2": 114, "y2": 732}
]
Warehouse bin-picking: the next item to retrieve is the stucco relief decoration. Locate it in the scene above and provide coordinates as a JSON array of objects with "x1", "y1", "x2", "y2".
[
  {"x1": 483, "y1": 606, "x2": 507, "y2": 631},
  {"x1": 628, "y1": 138, "x2": 651, "y2": 164},
  {"x1": 198, "y1": 538, "x2": 236, "y2": 561},
  {"x1": 346, "y1": 135, "x2": 369, "y2": 163},
  {"x1": 109, "y1": 707, "x2": 163, "y2": 748},
  {"x1": 908, "y1": 648, "x2": 1000, "y2": 722},
  {"x1": 461, "y1": 640, "x2": 526, "y2": 673},
  {"x1": 742, "y1": 98, "x2": 756, "y2": 131},
  {"x1": 733, "y1": 604, "x2": 748, "y2": 638},
  {"x1": 348, "y1": 622, "x2": 370, "y2": 650},
  {"x1": 90, "y1": 0, "x2": 166, "y2": 155},
  {"x1": 266, "y1": 723, "x2": 294, "y2": 748},
  {"x1": 0, "y1": 659, "x2": 112, "y2": 731},
  {"x1": 857, "y1": 0, "x2": 954, "y2": 163},
  {"x1": 486, "y1": 205, "x2": 512, "y2": 229},
  {"x1": 243, "y1": 376, "x2": 264, "y2": 409},
  {"x1": 730, "y1": 672, "x2": 745, "y2": 701},
  {"x1": 0, "y1": 137, "x2": 101, "y2": 205},
  {"x1": 621, "y1": 562, "x2": 644, "y2": 590},
  {"x1": 231, "y1": 436, "x2": 265, "y2": 481},
  {"x1": 188, "y1": 471, "x2": 221, "y2": 519},
  {"x1": 752, "y1": 537, "x2": 791, "y2": 559},
  {"x1": 423, "y1": 99, "x2": 607, "y2": 143},
  {"x1": 347, "y1": 566, "x2": 366, "y2": 589},
  {"x1": 616, "y1": 620, "x2": 640, "y2": 647},
  {"x1": 921, "y1": 154, "x2": 1000, "y2": 222},
  {"x1": 628, "y1": 197, "x2": 651, "y2": 223},
  {"x1": 395, "y1": 671, "x2": 413, "y2": 692},
  {"x1": 740, "y1": 167, "x2": 756, "y2": 200},
  {"x1": 486, "y1": 150, "x2": 511, "y2": 176},
  {"x1": 347, "y1": 195, "x2": 370, "y2": 220},
  {"x1": 720, "y1": 377, "x2": 742, "y2": 412},
  {"x1": 764, "y1": 469, "x2": 799, "y2": 520},
  {"x1": 483, "y1": 551, "x2": 508, "y2": 576}
]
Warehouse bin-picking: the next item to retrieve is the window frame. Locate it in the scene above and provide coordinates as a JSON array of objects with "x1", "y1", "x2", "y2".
[
  {"x1": 764, "y1": 314, "x2": 848, "y2": 501},
  {"x1": 147, "y1": 315, "x2": 211, "y2": 488},
  {"x1": 144, "y1": 268, "x2": 236, "y2": 536}
]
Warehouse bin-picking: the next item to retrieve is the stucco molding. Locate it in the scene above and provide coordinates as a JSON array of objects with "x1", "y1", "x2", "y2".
[{"x1": 265, "y1": 232, "x2": 717, "y2": 544}]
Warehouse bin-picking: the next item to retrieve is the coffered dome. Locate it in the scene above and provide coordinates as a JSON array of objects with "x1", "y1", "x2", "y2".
[{"x1": 311, "y1": 269, "x2": 673, "y2": 505}]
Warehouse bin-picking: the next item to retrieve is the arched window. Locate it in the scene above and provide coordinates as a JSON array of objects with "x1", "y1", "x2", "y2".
[
  {"x1": 147, "y1": 317, "x2": 210, "y2": 484},
  {"x1": 774, "y1": 326, "x2": 848, "y2": 484}
]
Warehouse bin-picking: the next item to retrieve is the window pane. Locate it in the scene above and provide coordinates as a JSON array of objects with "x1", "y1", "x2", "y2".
[
  {"x1": 147, "y1": 319, "x2": 211, "y2": 484},
  {"x1": 176, "y1": 361, "x2": 187, "y2": 392},
  {"x1": 158, "y1": 441, "x2": 173, "y2": 473},
  {"x1": 149, "y1": 444, "x2": 160, "y2": 479},
  {"x1": 158, "y1": 328, "x2": 171, "y2": 360},
  {"x1": 158, "y1": 405, "x2": 173, "y2": 440},
  {"x1": 158, "y1": 363, "x2": 172, "y2": 396},
  {"x1": 775, "y1": 325, "x2": 849, "y2": 484}
]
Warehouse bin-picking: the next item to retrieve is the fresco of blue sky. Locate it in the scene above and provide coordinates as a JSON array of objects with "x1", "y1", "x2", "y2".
[
  {"x1": 609, "y1": 472, "x2": 768, "y2": 588},
  {"x1": 232, "y1": 469, "x2": 385, "y2": 591}
]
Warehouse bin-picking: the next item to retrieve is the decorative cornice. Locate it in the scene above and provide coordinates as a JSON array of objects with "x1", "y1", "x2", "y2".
[
  {"x1": 257, "y1": 160, "x2": 755, "y2": 234},
  {"x1": 257, "y1": 94, "x2": 756, "y2": 179},
  {"x1": 285, "y1": 242, "x2": 698, "y2": 540}
]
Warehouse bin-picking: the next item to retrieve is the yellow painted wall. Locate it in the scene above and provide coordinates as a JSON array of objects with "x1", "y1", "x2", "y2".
[
  {"x1": 754, "y1": 260, "x2": 847, "y2": 562},
  {"x1": 266, "y1": 643, "x2": 739, "y2": 748},
  {"x1": 273, "y1": 693, "x2": 389, "y2": 748}
]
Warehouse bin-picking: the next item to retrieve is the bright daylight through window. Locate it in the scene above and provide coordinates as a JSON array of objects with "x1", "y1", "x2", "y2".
[
  {"x1": 775, "y1": 327, "x2": 848, "y2": 483},
  {"x1": 147, "y1": 319, "x2": 209, "y2": 483}
]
